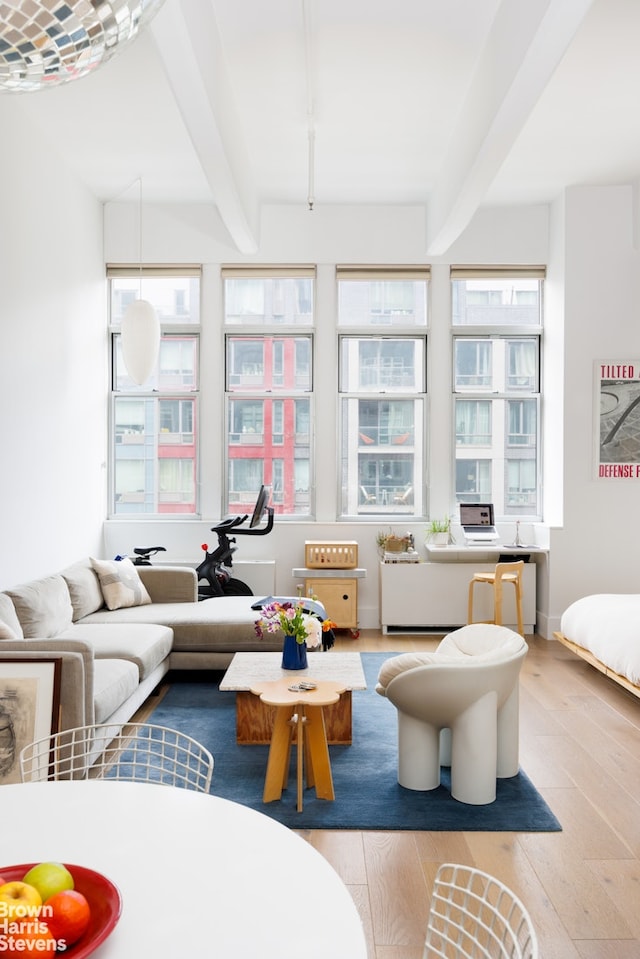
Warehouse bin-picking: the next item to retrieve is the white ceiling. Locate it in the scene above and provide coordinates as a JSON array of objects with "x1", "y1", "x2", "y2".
[{"x1": 11, "y1": 0, "x2": 640, "y2": 253}]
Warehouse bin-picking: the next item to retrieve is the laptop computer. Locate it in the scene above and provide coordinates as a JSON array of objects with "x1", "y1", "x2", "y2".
[{"x1": 460, "y1": 503, "x2": 499, "y2": 542}]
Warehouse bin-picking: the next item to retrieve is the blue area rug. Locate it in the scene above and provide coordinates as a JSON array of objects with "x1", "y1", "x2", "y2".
[{"x1": 149, "y1": 653, "x2": 562, "y2": 832}]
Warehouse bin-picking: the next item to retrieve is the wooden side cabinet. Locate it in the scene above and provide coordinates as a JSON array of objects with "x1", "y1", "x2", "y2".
[
  {"x1": 292, "y1": 566, "x2": 367, "y2": 634},
  {"x1": 303, "y1": 577, "x2": 358, "y2": 629}
]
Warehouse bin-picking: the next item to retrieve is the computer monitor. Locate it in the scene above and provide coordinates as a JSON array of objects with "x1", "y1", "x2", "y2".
[{"x1": 249, "y1": 484, "x2": 271, "y2": 528}]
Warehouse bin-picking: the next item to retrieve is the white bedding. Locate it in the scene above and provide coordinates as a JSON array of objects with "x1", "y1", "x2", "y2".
[{"x1": 560, "y1": 594, "x2": 640, "y2": 686}]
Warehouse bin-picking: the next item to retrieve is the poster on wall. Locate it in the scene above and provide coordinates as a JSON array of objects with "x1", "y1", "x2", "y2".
[{"x1": 597, "y1": 361, "x2": 640, "y2": 477}]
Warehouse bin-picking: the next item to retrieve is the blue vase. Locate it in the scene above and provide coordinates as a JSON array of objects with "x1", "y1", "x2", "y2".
[{"x1": 282, "y1": 634, "x2": 308, "y2": 670}]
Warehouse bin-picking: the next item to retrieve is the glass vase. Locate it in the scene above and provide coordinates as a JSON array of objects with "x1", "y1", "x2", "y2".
[{"x1": 281, "y1": 634, "x2": 308, "y2": 670}]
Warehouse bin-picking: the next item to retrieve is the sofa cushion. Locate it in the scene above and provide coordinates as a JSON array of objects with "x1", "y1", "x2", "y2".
[
  {"x1": 61, "y1": 559, "x2": 105, "y2": 621},
  {"x1": 5, "y1": 574, "x2": 73, "y2": 638},
  {"x1": 0, "y1": 594, "x2": 23, "y2": 640},
  {"x1": 79, "y1": 596, "x2": 284, "y2": 653},
  {"x1": 91, "y1": 557, "x2": 152, "y2": 611},
  {"x1": 58, "y1": 623, "x2": 173, "y2": 681},
  {"x1": 92, "y1": 659, "x2": 140, "y2": 724}
]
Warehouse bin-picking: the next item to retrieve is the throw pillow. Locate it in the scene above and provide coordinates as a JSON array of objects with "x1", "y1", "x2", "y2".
[
  {"x1": 90, "y1": 557, "x2": 152, "y2": 611},
  {"x1": 5, "y1": 575, "x2": 72, "y2": 638},
  {"x1": 0, "y1": 593, "x2": 23, "y2": 640},
  {"x1": 61, "y1": 559, "x2": 105, "y2": 620},
  {"x1": 0, "y1": 622, "x2": 18, "y2": 640}
]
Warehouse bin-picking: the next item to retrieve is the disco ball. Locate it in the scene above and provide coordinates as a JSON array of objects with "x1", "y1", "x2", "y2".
[{"x1": 0, "y1": 0, "x2": 167, "y2": 93}]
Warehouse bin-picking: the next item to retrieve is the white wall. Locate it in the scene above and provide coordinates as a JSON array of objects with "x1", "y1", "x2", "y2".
[
  {"x1": 545, "y1": 185, "x2": 640, "y2": 634},
  {"x1": 0, "y1": 98, "x2": 107, "y2": 588}
]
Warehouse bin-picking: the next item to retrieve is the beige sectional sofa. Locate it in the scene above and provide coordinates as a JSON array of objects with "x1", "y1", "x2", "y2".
[{"x1": 0, "y1": 557, "x2": 284, "y2": 736}]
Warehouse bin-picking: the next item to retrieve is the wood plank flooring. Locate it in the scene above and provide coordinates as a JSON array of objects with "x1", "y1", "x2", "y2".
[
  {"x1": 298, "y1": 632, "x2": 640, "y2": 958},
  {"x1": 141, "y1": 631, "x2": 640, "y2": 957}
]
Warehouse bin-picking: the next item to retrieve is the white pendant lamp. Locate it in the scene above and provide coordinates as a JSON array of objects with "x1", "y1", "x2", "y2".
[
  {"x1": 121, "y1": 178, "x2": 160, "y2": 385},
  {"x1": 0, "y1": 1, "x2": 167, "y2": 93},
  {"x1": 121, "y1": 299, "x2": 160, "y2": 385}
]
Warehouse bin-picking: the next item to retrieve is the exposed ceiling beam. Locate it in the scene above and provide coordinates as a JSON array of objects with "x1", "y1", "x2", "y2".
[
  {"x1": 426, "y1": 0, "x2": 595, "y2": 256},
  {"x1": 150, "y1": 0, "x2": 259, "y2": 253}
]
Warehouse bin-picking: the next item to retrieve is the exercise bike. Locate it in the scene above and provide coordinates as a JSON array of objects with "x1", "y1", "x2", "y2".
[
  {"x1": 131, "y1": 486, "x2": 274, "y2": 599},
  {"x1": 196, "y1": 485, "x2": 274, "y2": 599}
]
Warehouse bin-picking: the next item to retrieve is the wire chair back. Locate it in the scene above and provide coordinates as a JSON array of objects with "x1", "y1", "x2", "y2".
[
  {"x1": 20, "y1": 722, "x2": 214, "y2": 794},
  {"x1": 424, "y1": 862, "x2": 538, "y2": 958}
]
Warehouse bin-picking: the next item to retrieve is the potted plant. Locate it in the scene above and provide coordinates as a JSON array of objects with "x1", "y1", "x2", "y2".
[
  {"x1": 427, "y1": 517, "x2": 451, "y2": 547},
  {"x1": 375, "y1": 530, "x2": 389, "y2": 557}
]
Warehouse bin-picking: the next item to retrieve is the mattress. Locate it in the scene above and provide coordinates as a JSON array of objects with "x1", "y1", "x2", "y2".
[{"x1": 560, "y1": 594, "x2": 640, "y2": 687}]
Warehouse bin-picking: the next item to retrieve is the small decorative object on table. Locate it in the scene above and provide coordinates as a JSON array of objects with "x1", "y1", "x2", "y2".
[
  {"x1": 383, "y1": 532, "x2": 413, "y2": 553},
  {"x1": 254, "y1": 600, "x2": 336, "y2": 670}
]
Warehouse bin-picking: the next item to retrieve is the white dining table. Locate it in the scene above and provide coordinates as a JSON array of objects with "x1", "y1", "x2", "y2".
[{"x1": 0, "y1": 780, "x2": 367, "y2": 959}]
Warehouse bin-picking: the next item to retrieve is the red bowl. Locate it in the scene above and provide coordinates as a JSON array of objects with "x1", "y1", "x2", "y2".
[{"x1": 0, "y1": 863, "x2": 122, "y2": 957}]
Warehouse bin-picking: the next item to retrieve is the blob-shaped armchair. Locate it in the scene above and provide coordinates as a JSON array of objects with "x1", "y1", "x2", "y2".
[{"x1": 376, "y1": 624, "x2": 527, "y2": 805}]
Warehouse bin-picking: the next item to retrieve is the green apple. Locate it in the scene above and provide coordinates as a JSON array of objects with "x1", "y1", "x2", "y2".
[
  {"x1": 22, "y1": 862, "x2": 74, "y2": 902},
  {"x1": 0, "y1": 881, "x2": 42, "y2": 918}
]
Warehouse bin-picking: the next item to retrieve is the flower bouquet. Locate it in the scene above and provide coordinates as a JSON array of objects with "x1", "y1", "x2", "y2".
[{"x1": 254, "y1": 600, "x2": 336, "y2": 669}]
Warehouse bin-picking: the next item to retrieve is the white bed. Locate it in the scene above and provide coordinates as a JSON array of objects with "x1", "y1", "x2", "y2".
[{"x1": 555, "y1": 594, "x2": 640, "y2": 698}]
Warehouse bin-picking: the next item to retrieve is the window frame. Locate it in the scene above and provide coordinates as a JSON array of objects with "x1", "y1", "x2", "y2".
[
  {"x1": 337, "y1": 266, "x2": 430, "y2": 520},
  {"x1": 451, "y1": 267, "x2": 544, "y2": 521},
  {"x1": 222, "y1": 266, "x2": 317, "y2": 520},
  {"x1": 108, "y1": 265, "x2": 201, "y2": 518}
]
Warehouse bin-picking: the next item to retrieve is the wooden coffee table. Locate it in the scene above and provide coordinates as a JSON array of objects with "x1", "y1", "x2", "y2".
[{"x1": 220, "y1": 651, "x2": 367, "y2": 745}]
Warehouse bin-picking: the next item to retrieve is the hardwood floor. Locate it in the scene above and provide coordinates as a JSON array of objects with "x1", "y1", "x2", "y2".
[
  {"x1": 141, "y1": 631, "x2": 640, "y2": 957},
  {"x1": 301, "y1": 631, "x2": 640, "y2": 958}
]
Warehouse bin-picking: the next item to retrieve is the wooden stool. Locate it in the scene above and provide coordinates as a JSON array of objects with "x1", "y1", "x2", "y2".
[
  {"x1": 250, "y1": 677, "x2": 346, "y2": 812},
  {"x1": 468, "y1": 561, "x2": 525, "y2": 636}
]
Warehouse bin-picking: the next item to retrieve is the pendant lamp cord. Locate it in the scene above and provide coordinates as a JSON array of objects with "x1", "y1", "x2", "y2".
[
  {"x1": 302, "y1": 0, "x2": 315, "y2": 211},
  {"x1": 137, "y1": 177, "x2": 143, "y2": 298}
]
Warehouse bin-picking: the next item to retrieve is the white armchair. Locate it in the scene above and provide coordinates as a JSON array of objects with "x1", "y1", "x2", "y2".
[{"x1": 376, "y1": 624, "x2": 528, "y2": 805}]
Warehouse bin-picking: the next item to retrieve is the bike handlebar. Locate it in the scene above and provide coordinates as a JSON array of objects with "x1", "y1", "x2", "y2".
[{"x1": 215, "y1": 507, "x2": 274, "y2": 537}]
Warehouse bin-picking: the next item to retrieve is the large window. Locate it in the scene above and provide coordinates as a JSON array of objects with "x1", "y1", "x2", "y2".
[
  {"x1": 337, "y1": 267, "x2": 429, "y2": 516},
  {"x1": 223, "y1": 267, "x2": 315, "y2": 518},
  {"x1": 109, "y1": 266, "x2": 201, "y2": 515},
  {"x1": 452, "y1": 268, "x2": 543, "y2": 518},
  {"x1": 107, "y1": 263, "x2": 542, "y2": 525}
]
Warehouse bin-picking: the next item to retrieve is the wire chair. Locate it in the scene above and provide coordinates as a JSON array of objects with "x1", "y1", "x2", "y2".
[
  {"x1": 424, "y1": 863, "x2": 539, "y2": 959},
  {"x1": 20, "y1": 722, "x2": 214, "y2": 794}
]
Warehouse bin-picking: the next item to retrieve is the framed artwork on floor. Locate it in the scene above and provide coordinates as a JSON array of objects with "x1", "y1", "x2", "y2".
[{"x1": 0, "y1": 658, "x2": 62, "y2": 785}]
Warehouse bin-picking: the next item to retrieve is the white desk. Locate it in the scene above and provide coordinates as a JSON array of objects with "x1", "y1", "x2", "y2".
[
  {"x1": 0, "y1": 781, "x2": 367, "y2": 959},
  {"x1": 424, "y1": 544, "x2": 548, "y2": 561},
  {"x1": 379, "y1": 556, "x2": 540, "y2": 633}
]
